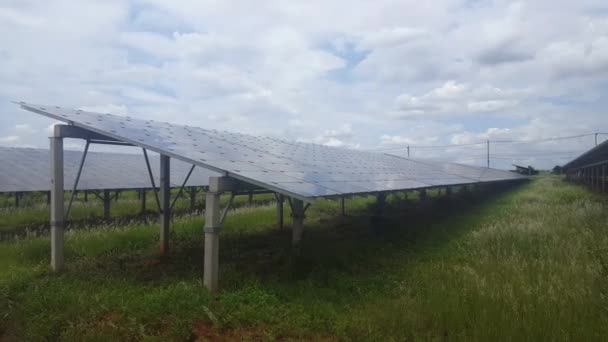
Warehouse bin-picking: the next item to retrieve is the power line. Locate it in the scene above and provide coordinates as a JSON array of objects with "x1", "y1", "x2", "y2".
[
  {"x1": 369, "y1": 132, "x2": 600, "y2": 151},
  {"x1": 368, "y1": 141, "x2": 485, "y2": 151},
  {"x1": 492, "y1": 133, "x2": 595, "y2": 145}
]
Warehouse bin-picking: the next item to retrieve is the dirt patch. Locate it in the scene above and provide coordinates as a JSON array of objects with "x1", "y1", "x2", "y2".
[
  {"x1": 191, "y1": 321, "x2": 268, "y2": 341},
  {"x1": 191, "y1": 321, "x2": 338, "y2": 342}
]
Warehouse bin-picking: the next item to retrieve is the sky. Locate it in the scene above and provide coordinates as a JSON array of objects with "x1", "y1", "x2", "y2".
[{"x1": 0, "y1": 0, "x2": 607, "y2": 169}]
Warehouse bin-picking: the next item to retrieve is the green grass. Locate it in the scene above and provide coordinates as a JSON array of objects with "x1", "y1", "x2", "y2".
[
  {"x1": 0, "y1": 190, "x2": 275, "y2": 236},
  {"x1": 1, "y1": 177, "x2": 607, "y2": 341}
]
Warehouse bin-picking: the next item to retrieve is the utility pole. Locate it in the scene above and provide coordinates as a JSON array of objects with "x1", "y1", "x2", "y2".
[
  {"x1": 595, "y1": 133, "x2": 598, "y2": 146},
  {"x1": 486, "y1": 139, "x2": 490, "y2": 168},
  {"x1": 407, "y1": 145, "x2": 410, "y2": 158}
]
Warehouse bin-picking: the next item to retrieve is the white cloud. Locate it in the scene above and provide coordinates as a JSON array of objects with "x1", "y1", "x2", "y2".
[
  {"x1": 0, "y1": 135, "x2": 19, "y2": 143},
  {"x1": 0, "y1": 0, "x2": 606, "y2": 170},
  {"x1": 14, "y1": 124, "x2": 36, "y2": 134},
  {"x1": 395, "y1": 81, "x2": 525, "y2": 117}
]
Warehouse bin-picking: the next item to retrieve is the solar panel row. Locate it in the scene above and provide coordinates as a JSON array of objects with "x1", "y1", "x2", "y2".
[
  {"x1": 18, "y1": 102, "x2": 524, "y2": 200},
  {"x1": 0, "y1": 146, "x2": 218, "y2": 192}
]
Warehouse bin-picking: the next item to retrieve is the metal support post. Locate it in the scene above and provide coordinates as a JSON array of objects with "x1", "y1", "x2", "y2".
[
  {"x1": 603, "y1": 165, "x2": 606, "y2": 193},
  {"x1": 103, "y1": 189, "x2": 111, "y2": 219},
  {"x1": 46, "y1": 191, "x2": 51, "y2": 205},
  {"x1": 248, "y1": 191, "x2": 253, "y2": 207},
  {"x1": 141, "y1": 189, "x2": 147, "y2": 213},
  {"x1": 291, "y1": 198, "x2": 305, "y2": 246},
  {"x1": 594, "y1": 167, "x2": 598, "y2": 190},
  {"x1": 203, "y1": 176, "x2": 235, "y2": 292},
  {"x1": 486, "y1": 139, "x2": 490, "y2": 168},
  {"x1": 84, "y1": 190, "x2": 88, "y2": 202},
  {"x1": 50, "y1": 133, "x2": 65, "y2": 271},
  {"x1": 160, "y1": 155, "x2": 170, "y2": 253},
  {"x1": 340, "y1": 196, "x2": 345, "y2": 216},
  {"x1": 277, "y1": 194, "x2": 284, "y2": 230},
  {"x1": 15, "y1": 192, "x2": 20, "y2": 207},
  {"x1": 370, "y1": 193, "x2": 386, "y2": 232}
]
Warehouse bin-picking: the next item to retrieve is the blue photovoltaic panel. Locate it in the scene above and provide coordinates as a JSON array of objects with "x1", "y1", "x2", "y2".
[
  {"x1": 17, "y1": 102, "x2": 524, "y2": 200},
  {"x1": 0, "y1": 146, "x2": 218, "y2": 192}
]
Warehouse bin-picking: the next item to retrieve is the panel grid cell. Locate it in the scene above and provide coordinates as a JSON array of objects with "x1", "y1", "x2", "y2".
[
  {"x1": 0, "y1": 146, "x2": 217, "y2": 192},
  {"x1": 17, "y1": 102, "x2": 525, "y2": 200}
]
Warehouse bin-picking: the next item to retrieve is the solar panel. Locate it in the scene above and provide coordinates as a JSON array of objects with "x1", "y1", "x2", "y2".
[
  {"x1": 0, "y1": 146, "x2": 218, "y2": 192},
  {"x1": 397, "y1": 158, "x2": 521, "y2": 182},
  {"x1": 18, "y1": 102, "x2": 524, "y2": 200}
]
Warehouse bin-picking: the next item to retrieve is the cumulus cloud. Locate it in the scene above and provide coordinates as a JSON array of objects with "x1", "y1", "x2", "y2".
[
  {"x1": 0, "y1": 135, "x2": 19, "y2": 144},
  {"x1": 0, "y1": 0, "x2": 606, "y2": 170},
  {"x1": 395, "y1": 81, "x2": 526, "y2": 117}
]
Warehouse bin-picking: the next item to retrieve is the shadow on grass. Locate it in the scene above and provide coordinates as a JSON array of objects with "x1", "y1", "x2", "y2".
[{"x1": 60, "y1": 181, "x2": 527, "y2": 292}]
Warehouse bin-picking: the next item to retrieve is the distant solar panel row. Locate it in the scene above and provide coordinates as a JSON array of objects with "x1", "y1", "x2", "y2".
[
  {"x1": 18, "y1": 102, "x2": 524, "y2": 200},
  {"x1": 0, "y1": 146, "x2": 218, "y2": 192}
]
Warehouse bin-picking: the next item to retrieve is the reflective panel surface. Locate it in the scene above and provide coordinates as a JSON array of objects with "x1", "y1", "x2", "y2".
[
  {"x1": 18, "y1": 102, "x2": 525, "y2": 199},
  {"x1": 0, "y1": 146, "x2": 217, "y2": 192}
]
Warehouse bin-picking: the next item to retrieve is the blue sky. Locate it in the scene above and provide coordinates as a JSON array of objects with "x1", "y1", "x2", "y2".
[{"x1": 0, "y1": 0, "x2": 607, "y2": 169}]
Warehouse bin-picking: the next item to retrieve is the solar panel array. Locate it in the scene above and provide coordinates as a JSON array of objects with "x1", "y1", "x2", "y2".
[
  {"x1": 0, "y1": 146, "x2": 218, "y2": 192},
  {"x1": 18, "y1": 102, "x2": 524, "y2": 200},
  {"x1": 411, "y1": 158, "x2": 523, "y2": 182}
]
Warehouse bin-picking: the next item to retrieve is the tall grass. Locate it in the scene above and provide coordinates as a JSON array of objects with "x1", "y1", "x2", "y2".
[{"x1": 0, "y1": 177, "x2": 607, "y2": 341}]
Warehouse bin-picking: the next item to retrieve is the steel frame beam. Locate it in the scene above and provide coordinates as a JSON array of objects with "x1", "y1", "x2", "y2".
[
  {"x1": 170, "y1": 164, "x2": 195, "y2": 211},
  {"x1": 65, "y1": 140, "x2": 90, "y2": 219},
  {"x1": 142, "y1": 148, "x2": 162, "y2": 212}
]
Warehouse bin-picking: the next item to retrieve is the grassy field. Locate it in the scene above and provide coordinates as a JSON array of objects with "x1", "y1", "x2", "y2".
[
  {"x1": 0, "y1": 190, "x2": 275, "y2": 237},
  {"x1": 0, "y1": 176, "x2": 607, "y2": 341}
]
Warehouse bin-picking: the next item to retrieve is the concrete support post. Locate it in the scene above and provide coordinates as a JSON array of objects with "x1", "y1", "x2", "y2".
[
  {"x1": 50, "y1": 134, "x2": 65, "y2": 271},
  {"x1": 291, "y1": 198, "x2": 305, "y2": 246},
  {"x1": 277, "y1": 194, "x2": 284, "y2": 230},
  {"x1": 160, "y1": 155, "x2": 170, "y2": 253},
  {"x1": 203, "y1": 176, "x2": 234, "y2": 293},
  {"x1": 340, "y1": 196, "x2": 345, "y2": 216},
  {"x1": 204, "y1": 190, "x2": 221, "y2": 292},
  {"x1": 140, "y1": 189, "x2": 147, "y2": 213},
  {"x1": 103, "y1": 189, "x2": 111, "y2": 219}
]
